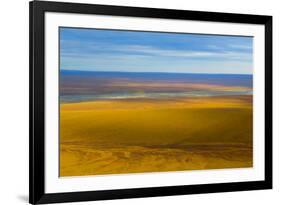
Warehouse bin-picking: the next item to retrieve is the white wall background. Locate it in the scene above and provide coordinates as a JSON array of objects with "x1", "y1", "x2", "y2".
[{"x1": 0, "y1": 0, "x2": 279, "y2": 204}]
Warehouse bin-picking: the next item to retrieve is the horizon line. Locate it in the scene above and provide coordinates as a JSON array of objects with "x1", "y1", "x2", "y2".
[{"x1": 60, "y1": 69, "x2": 253, "y2": 76}]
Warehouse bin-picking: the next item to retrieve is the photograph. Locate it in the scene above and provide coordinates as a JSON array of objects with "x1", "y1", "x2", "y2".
[
  {"x1": 59, "y1": 27, "x2": 254, "y2": 177},
  {"x1": 29, "y1": 1, "x2": 272, "y2": 203}
]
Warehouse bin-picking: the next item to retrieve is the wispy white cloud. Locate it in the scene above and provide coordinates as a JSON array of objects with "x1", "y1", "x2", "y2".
[
  {"x1": 117, "y1": 45, "x2": 251, "y2": 60},
  {"x1": 61, "y1": 41, "x2": 252, "y2": 62},
  {"x1": 228, "y1": 44, "x2": 252, "y2": 50},
  {"x1": 208, "y1": 43, "x2": 252, "y2": 51}
]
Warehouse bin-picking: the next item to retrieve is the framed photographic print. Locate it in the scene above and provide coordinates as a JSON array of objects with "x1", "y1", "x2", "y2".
[{"x1": 29, "y1": 0, "x2": 272, "y2": 204}]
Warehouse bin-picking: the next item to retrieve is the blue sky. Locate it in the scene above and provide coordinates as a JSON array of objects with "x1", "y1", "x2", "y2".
[{"x1": 60, "y1": 27, "x2": 253, "y2": 74}]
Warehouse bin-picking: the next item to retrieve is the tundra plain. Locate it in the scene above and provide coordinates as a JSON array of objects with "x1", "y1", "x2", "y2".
[{"x1": 60, "y1": 94, "x2": 252, "y2": 176}]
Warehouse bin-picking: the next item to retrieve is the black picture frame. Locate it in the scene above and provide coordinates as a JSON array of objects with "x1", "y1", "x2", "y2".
[{"x1": 29, "y1": 0, "x2": 272, "y2": 204}]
